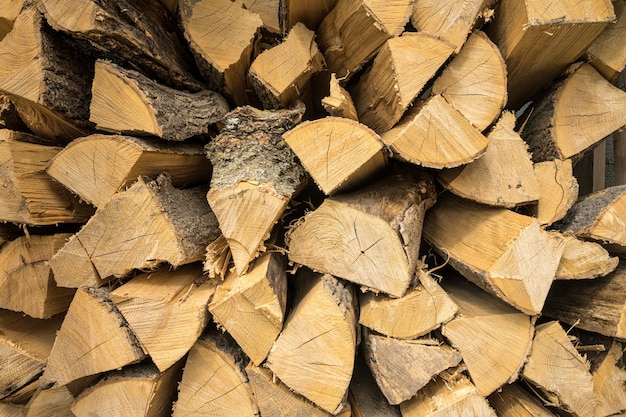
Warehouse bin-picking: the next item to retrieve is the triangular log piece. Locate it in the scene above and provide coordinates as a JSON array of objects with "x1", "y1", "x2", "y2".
[
  {"x1": 362, "y1": 330, "x2": 462, "y2": 405},
  {"x1": 521, "y1": 63, "x2": 626, "y2": 162},
  {"x1": 589, "y1": 339, "x2": 626, "y2": 417},
  {"x1": 46, "y1": 134, "x2": 212, "y2": 209},
  {"x1": 486, "y1": 0, "x2": 615, "y2": 108},
  {"x1": 280, "y1": 0, "x2": 339, "y2": 33},
  {"x1": 521, "y1": 321, "x2": 597, "y2": 417},
  {"x1": 0, "y1": 94, "x2": 28, "y2": 131},
  {"x1": 71, "y1": 361, "x2": 183, "y2": 417},
  {"x1": 287, "y1": 168, "x2": 436, "y2": 297},
  {"x1": 431, "y1": 31, "x2": 507, "y2": 131},
  {"x1": 236, "y1": 0, "x2": 281, "y2": 33},
  {"x1": 41, "y1": 287, "x2": 145, "y2": 387},
  {"x1": 528, "y1": 158, "x2": 579, "y2": 225},
  {"x1": 0, "y1": 310, "x2": 63, "y2": 400},
  {"x1": 316, "y1": 0, "x2": 413, "y2": 81},
  {"x1": 321, "y1": 73, "x2": 358, "y2": 120},
  {"x1": 38, "y1": 0, "x2": 203, "y2": 91},
  {"x1": 543, "y1": 261, "x2": 626, "y2": 339},
  {"x1": 554, "y1": 233, "x2": 618, "y2": 280},
  {"x1": 0, "y1": 0, "x2": 26, "y2": 40},
  {"x1": 349, "y1": 352, "x2": 401, "y2": 417},
  {"x1": 205, "y1": 104, "x2": 306, "y2": 274},
  {"x1": 423, "y1": 193, "x2": 565, "y2": 315},
  {"x1": 109, "y1": 263, "x2": 216, "y2": 372},
  {"x1": 487, "y1": 382, "x2": 556, "y2": 416},
  {"x1": 23, "y1": 376, "x2": 96, "y2": 417},
  {"x1": 440, "y1": 274, "x2": 534, "y2": 396},
  {"x1": 399, "y1": 370, "x2": 497, "y2": 417},
  {"x1": 266, "y1": 271, "x2": 357, "y2": 414},
  {"x1": 90, "y1": 60, "x2": 228, "y2": 141},
  {"x1": 437, "y1": 112, "x2": 540, "y2": 208},
  {"x1": 351, "y1": 32, "x2": 455, "y2": 133},
  {"x1": 209, "y1": 253, "x2": 287, "y2": 366},
  {"x1": 283, "y1": 116, "x2": 387, "y2": 195},
  {"x1": 358, "y1": 269, "x2": 458, "y2": 339},
  {"x1": 0, "y1": 234, "x2": 75, "y2": 318},
  {"x1": 381, "y1": 95, "x2": 489, "y2": 169},
  {"x1": 249, "y1": 23, "x2": 325, "y2": 108},
  {"x1": 586, "y1": 0, "x2": 626, "y2": 82},
  {"x1": 178, "y1": 0, "x2": 262, "y2": 106},
  {"x1": 0, "y1": 130, "x2": 94, "y2": 225},
  {"x1": 172, "y1": 329, "x2": 258, "y2": 417},
  {"x1": 51, "y1": 174, "x2": 220, "y2": 288}
]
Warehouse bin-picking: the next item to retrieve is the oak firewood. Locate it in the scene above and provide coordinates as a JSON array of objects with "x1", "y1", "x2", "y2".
[
  {"x1": 590, "y1": 340, "x2": 626, "y2": 417},
  {"x1": 205, "y1": 104, "x2": 306, "y2": 274},
  {"x1": 0, "y1": 130, "x2": 94, "y2": 225},
  {"x1": 554, "y1": 233, "x2": 618, "y2": 280},
  {"x1": 316, "y1": 0, "x2": 413, "y2": 81},
  {"x1": 381, "y1": 95, "x2": 489, "y2": 169},
  {"x1": 283, "y1": 116, "x2": 387, "y2": 195},
  {"x1": 110, "y1": 263, "x2": 216, "y2": 372},
  {"x1": 281, "y1": 0, "x2": 339, "y2": 33},
  {"x1": 51, "y1": 174, "x2": 220, "y2": 288},
  {"x1": 486, "y1": 0, "x2": 615, "y2": 108},
  {"x1": 350, "y1": 32, "x2": 455, "y2": 133},
  {"x1": 440, "y1": 274, "x2": 534, "y2": 396},
  {"x1": 487, "y1": 382, "x2": 556, "y2": 417},
  {"x1": 41, "y1": 287, "x2": 145, "y2": 387},
  {"x1": 0, "y1": 234, "x2": 75, "y2": 318},
  {"x1": 178, "y1": 0, "x2": 263, "y2": 106},
  {"x1": 266, "y1": 271, "x2": 357, "y2": 414},
  {"x1": 209, "y1": 253, "x2": 287, "y2": 366},
  {"x1": 423, "y1": 193, "x2": 565, "y2": 315},
  {"x1": 0, "y1": 0, "x2": 25, "y2": 40},
  {"x1": 321, "y1": 74, "x2": 358, "y2": 120},
  {"x1": 287, "y1": 168, "x2": 436, "y2": 297},
  {"x1": 349, "y1": 353, "x2": 401, "y2": 417},
  {"x1": 587, "y1": 0, "x2": 626, "y2": 82},
  {"x1": 90, "y1": 60, "x2": 228, "y2": 141},
  {"x1": 437, "y1": 112, "x2": 540, "y2": 208},
  {"x1": 0, "y1": 94, "x2": 28, "y2": 132},
  {"x1": 529, "y1": 158, "x2": 579, "y2": 225},
  {"x1": 521, "y1": 63, "x2": 626, "y2": 162},
  {"x1": 521, "y1": 321, "x2": 597, "y2": 417}
]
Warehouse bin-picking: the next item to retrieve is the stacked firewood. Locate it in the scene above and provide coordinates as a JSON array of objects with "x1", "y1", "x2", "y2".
[{"x1": 1, "y1": 0, "x2": 626, "y2": 416}]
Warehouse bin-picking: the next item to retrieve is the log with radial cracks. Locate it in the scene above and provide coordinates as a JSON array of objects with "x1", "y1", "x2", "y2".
[{"x1": 529, "y1": 158, "x2": 579, "y2": 225}]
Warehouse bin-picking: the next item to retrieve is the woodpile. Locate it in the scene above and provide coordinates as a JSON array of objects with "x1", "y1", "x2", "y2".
[{"x1": 1, "y1": 0, "x2": 626, "y2": 416}]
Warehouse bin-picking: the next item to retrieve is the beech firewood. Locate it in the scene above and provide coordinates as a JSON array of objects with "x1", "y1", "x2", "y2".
[
  {"x1": 591, "y1": 340, "x2": 626, "y2": 417},
  {"x1": 205, "y1": 104, "x2": 306, "y2": 274},
  {"x1": 281, "y1": 0, "x2": 339, "y2": 33},
  {"x1": 423, "y1": 193, "x2": 564, "y2": 315},
  {"x1": 0, "y1": 234, "x2": 75, "y2": 318},
  {"x1": 316, "y1": 0, "x2": 413, "y2": 80},
  {"x1": 487, "y1": 0, "x2": 615, "y2": 108},
  {"x1": 50, "y1": 174, "x2": 220, "y2": 288},
  {"x1": 380, "y1": 95, "x2": 489, "y2": 169},
  {"x1": 0, "y1": 130, "x2": 94, "y2": 225},
  {"x1": 521, "y1": 321, "x2": 597, "y2": 417},
  {"x1": 554, "y1": 233, "x2": 618, "y2": 280},
  {"x1": 587, "y1": 0, "x2": 626, "y2": 82},
  {"x1": 41, "y1": 287, "x2": 145, "y2": 387},
  {"x1": 266, "y1": 271, "x2": 357, "y2": 414},
  {"x1": 350, "y1": 32, "x2": 455, "y2": 133},
  {"x1": 487, "y1": 382, "x2": 556, "y2": 417},
  {"x1": 283, "y1": 116, "x2": 387, "y2": 195},
  {"x1": 109, "y1": 263, "x2": 216, "y2": 372},
  {"x1": 321, "y1": 74, "x2": 358, "y2": 120},
  {"x1": 178, "y1": 0, "x2": 263, "y2": 106},
  {"x1": 287, "y1": 168, "x2": 436, "y2": 297},
  {"x1": 529, "y1": 158, "x2": 579, "y2": 225},
  {"x1": 0, "y1": 0, "x2": 25, "y2": 40},
  {"x1": 440, "y1": 274, "x2": 534, "y2": 396},
  {"x1": 437, "y1": 112, "x2": 540, "y2": 208},
  {"x1": 349, "y1": 353, "x2": 401, "y2": 417},
  {"x1": 0, "y1": 94, "x2": 28, "y2": 132}
]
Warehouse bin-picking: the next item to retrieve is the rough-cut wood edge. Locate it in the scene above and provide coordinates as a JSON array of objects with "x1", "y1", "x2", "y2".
[{"x1": 554, "y1": 232, "x2": 619, "y2": 280}]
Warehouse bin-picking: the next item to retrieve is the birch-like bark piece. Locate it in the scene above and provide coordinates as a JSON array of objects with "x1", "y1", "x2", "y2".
[
  {"x1": 529, "y1": 158, "x2": 579, "y2": 225},
  {"x1": 487, "y1": 382, "x2": 556, "y2": 417},
  {"x1": 321, "y1": 74, "x2": 358, "y2": 120},
  {"x1": 587, "y1": 0, "x2": 626, "y2": 82},
  {"x1": 555, "y1": 233, "x2": 618, "y2": 280}
]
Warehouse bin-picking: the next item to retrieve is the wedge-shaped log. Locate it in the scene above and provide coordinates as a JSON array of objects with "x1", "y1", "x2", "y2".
[
  {"x1": 487, "y1": 382, "x2": 556, "y2": 417},
  {"x1": 381, "y1": 95, "x2": 489, "y2": 169},
  {"x1": 440, "y1": 274, "x2": 534, "y2": 396},
  {"x1": 591, "y1": 339, "x2": 626, "y2": 417},
  {"x1": 110, "y1": 264, "x2": 216, "y2": 372},
  {"x1": 321, "y1": 74, "x2": 358, "y2": 120},
  {"x1": 280, "y1": 0, "x2": 339, "y2": 33},
  {"x1": 351, "y1": 32, "x2": 455, "y2": 133},
  {"x1": 266, "y1": 271, "x2": 357, "y2": 414},
  {"x1": 521, "y1": 63, "x2": 626, "y2": 161},
  {"x1": 349, "y1": 353, "x2": 401, "y2": 417},
  {"x1": 46, "y1": 134, "x2": 212, "y2": 209},
  {"x1": 41, "y1": 287, "x2": 145, "y2": 387},
  {"x1": 555, "y1": 233, "x2": 618, "y2": 280},
  {"x1": 51, "y1": 174, "x2": 220, "y2": 288},
  {"x1": 424, "y1": 193, "x2": 564, "y2": 314},
  {"x1": 287, "y1": 168, "x2": 436, "y2": 297},
  {"x1": 587, "y1": 0, "x2": 626, "y2": 82},
  {"x1": 529, "y1": 158, "x2": 579, "y2": 225},
  {"x1": 236, "y1": 0, "x2": 281, "y2": 33},
  {"x1": 438, "y1": 112, "x2": 540, "y2": 208},
  {"x1": 0, "y1": 0, "x2": 25, "y2": 40},
  {"x1": 521, "y1": 321, "x2": 597, "y2": 417},
  {"x1": 316, "y1": 0, "x2": 413, "y2": 80},
  {"x1": 23, "y1": 383, "x2": 85, "y2": 417}
]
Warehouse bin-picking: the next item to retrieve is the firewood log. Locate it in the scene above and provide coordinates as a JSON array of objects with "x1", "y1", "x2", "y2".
[
  {"x1": 0, "y1": 0, "x2": 25, "y2": 40},
  {"x1": 321, "y1": 74, "x2": 358, "y2": 120},
  {"x1": 0, "y1": 403, "x2": 23, "y2": 417},
  {"x1": 236, "y1": 0, "x2": 281, "y2": 33},
  {"x1": 23, "y1": 376, "x2": 95, "y2": 417},
  {"x1": 487, "y1": 382, "x2": 556, "y2": 416},
  {"x1": 281, "y1": 0, "x2": 338, "y2": 33},
  {"x1": 586, "y1": 0, "x2": 626, "y2": 82},
  {"x1": 0, "y1": 94, "x2": 28, "y2": 132},
  {"x1": 554, "y1": 233, "x2": 618, "y2": 280},
  {"x1": 349, "y1": 353, "x2": 401, "y2": 417},
  {"x1": 590, "y1": 339, "x2": 626, "y2": 417},
  {"x1": 529, "y1": 158, "x2": 579, "y2": 225}
]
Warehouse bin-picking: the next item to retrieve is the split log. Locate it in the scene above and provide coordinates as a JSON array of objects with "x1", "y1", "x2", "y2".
[
  {"x1": 521, "y1": 321, "x2": 597, "y2": 417},
  {"x1": 590, "y1": 339, "x2": 626, "y2": 417},
  {"x1": 440, "y1": 274, "x2": 534, "y2": 396},
  {"x1": 0, "y1": 403, "x2": 23, "y2": 417},
  {"x1": 50, "y1": 174, "x2": 220, "y2": 288},
  {"x1": 281, "y1": 0, "x2": 339, "y2": 33},
  {"x1": 283, "y1": 116, "x2": 387, "y2": 195},
  {"x1": 23, "y1": 377, "x2": 96, "y2": 417},
  {"x1": 266, "y1": 271, "x2": 357, "y2": 414},
  {"x1": 321, "y1": 74, "x2": 358, "y2": 120},
  {"x1": 423, "y1": 193, "x2": 565, "y2": 315},
  {"x1": 46, "y1": 134, "x2": 212, "y2": 209},
  {"x1": 90, "y1": 60, "x2": 228, "y2": 141},
  {"x1": 0, "y1": 0, "x2": 25, "y2": 40},
  {"x1": 287, "y1": 168, "x2": 436, "y2": 297},
  {"x1": 350, "y1": 32, "x2": 455, "y2": 133},
  {"x1": 205, "y1": 104, "x2": 306, "y2": 274},
  {"x1": 487, "y1": 382, "x2": 556, "y2": 417},
  {"x1": 0, "y1": 94, "x2": 28, "y2": 132},
  {"x1": 529, "y1": 158, "x2": 579, "y2": 225},
  {"x1": 349, "y1": 353, "x2": 401, "y2": 417},
  {"x1": 586, "y1": 0, "x2": 626, "y2": 82},
  {"x1": 380, "y1": 95, "x2": 489, "y2": 169},
  {"x1": 237, "y1": 0, "x2": 281, "y2": 33},
  {"x1": 437, "y1": 112, "x2": 540, "y2": 208},
  {"x1": 554, "y1": 233, "x2": 618, "y2": 280}
]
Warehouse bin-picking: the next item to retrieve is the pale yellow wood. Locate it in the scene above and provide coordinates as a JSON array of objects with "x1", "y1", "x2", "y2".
[
  {"x1": 0, "y1": 402, "x2": 23, "y2": 417},
  {"x1": 0, "y1": 0, "x2": 25, "y2": 40},
  {"x1": 593, "y1": 340, "x2": 626, "y2": 417},
  {"x1": 349, "y1": 354, "x2": 402, "y2": 417},
  {"x1": 555, "y1": 233, "x2": 619, "y2": 280},
  {"x1": 237, "y1": 0, "x2": 280, "y2": 33},
  {"x1": 282, "y1": 0, "x2": 338, "y2": 32},
  {"x1": 588, "y1": 0, "x2": 626, "y2": 82},
  {"x1": 23, "y1": 385, "x2": 76, "y2": 417},
  {"x1": 321, "y1": 73, "x2": 358, "y2": 120},
  {"x1": 530, "y1": 158, "x2": 579, "y2": 225},
  {"x1": 487, "y1": 382, "x2": 556, "y2": 416}
]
